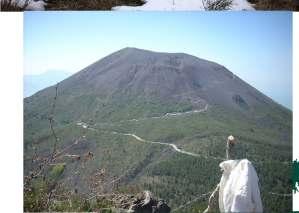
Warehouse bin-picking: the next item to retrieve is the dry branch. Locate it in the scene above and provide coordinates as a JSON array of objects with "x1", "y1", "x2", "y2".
[{"x1": 49, "y1": 83, "x2": 59, "y2": 160}]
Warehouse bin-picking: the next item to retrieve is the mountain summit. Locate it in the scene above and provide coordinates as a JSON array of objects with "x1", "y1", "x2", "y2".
[
  {"x1": 60, "y1": 47, "x2": 274, "y2": 109},
  {"x1": 25, "y1": 48, "x2": 288, "y2": 124}
]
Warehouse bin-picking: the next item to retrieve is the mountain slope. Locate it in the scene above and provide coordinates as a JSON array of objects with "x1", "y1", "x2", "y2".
[
  {"x1": 24, "y1": 48, "x2": 292, "y2": 212},
  {"x1": 24, "y1": 48, "x2": 289, "y2": 126}
]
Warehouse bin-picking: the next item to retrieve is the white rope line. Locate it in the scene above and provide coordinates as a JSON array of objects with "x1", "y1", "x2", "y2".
[
  {"x1": 76, "y1": 120, "x2": 224, "y2": 161},
  {"x1": 171, "y1": 190, "x2": 292, "y2": 212},
  {"x1": 172, "y1": 190, "x2": 213, "y2": 212},
  {"x1": 268, "y1": 192, "x2": 292, "y2": 197},
  {"x1": 94, "y1": 104, "x2": 209, "y2": 126}
]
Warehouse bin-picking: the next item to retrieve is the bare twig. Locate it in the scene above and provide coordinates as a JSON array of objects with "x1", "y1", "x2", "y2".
[
  {"x1": 46, "y1": 189, "x2": 54, "y2": 209},
  {"x1": 49, "y1": 83, "x2": 59, "y2": 161}
]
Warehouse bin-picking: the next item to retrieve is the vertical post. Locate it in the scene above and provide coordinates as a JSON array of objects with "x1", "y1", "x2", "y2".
[
  {"x1": 204, "y1": 135, "x2": 235, "y2": 212},
  {"x1": 226, "y1": 135, "x2": 235, "y2": 160}
]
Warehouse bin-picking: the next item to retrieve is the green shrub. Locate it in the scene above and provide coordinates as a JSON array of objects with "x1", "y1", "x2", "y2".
[{"x1": 49, "y1": 163, "x2": 66, "y2": 180}]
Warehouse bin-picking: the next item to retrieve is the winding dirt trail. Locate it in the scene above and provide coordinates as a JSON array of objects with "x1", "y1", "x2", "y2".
[
  {"x1": 124, "y1": 104, "x2": 209, "y2": 123},
  {"x1": 122, "y1": 133, "x2": 201, "y2": 157},
  {"x1": 76, "y1": 105, "x2": 223, "y2": 161}
]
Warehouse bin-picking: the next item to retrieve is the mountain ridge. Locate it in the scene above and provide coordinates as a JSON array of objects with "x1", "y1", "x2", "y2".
[
  {"x1": 26, "y1": 48, "x2": 290, "y2": 125},
  {"x1": 24, "y1": 70, "x2": 71, "y2": 97}
]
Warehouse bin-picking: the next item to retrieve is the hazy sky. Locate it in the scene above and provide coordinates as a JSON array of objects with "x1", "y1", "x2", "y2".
[{"x1": 24, "y1": 12, "x2": 292, "y2": 109}]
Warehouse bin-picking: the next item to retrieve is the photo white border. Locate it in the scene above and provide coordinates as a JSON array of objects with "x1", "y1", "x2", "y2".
[
  {"x1": 0, "y1": 11, "x2": 297, "y2": 212},
  {"x1": 293, "y1": 12, "x2": 299, "y2": 211},
  {"x1": 0, "y1": 12, "x2": 23, "y2": 212}
]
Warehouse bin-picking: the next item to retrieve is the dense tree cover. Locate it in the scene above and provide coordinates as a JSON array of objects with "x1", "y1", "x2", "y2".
[{"x1": 24, "y1": 104, "x2": 292, "y2": 212}]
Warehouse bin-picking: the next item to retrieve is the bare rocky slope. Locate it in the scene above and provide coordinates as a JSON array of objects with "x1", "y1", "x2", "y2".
[{"x1": 25, "y1": 48, "x2": 290, "y2": 129}]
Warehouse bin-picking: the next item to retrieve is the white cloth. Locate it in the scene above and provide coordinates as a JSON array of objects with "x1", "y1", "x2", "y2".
[{"x1": 218, "y1": 159, "x2": 263, "y2": 213}]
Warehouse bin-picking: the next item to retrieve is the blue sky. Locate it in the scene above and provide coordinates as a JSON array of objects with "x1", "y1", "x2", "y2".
[{"x1": 24, "y1": 12, "x2": 292, "y2": 109}]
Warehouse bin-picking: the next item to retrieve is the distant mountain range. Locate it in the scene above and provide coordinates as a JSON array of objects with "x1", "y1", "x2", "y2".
[
  {"x1": 24, "y1": 48, "x2": 292, "y2": 212},
  {"x1": 24, "y1": 70, "x2": 71, "y2": 97}
]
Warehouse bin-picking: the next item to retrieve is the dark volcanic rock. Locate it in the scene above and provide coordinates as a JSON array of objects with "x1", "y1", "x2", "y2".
[{"x1": 128, "y1": 191, "x2": 170, "y2": 213}]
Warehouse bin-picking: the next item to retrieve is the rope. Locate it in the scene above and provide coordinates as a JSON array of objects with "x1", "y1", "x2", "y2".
[
  {"x1": 171, "y1": 190, "x2": 292, "y2": 212},
  {"x1": 172, "y1": 191, "x2": 212, "y2": 212},
  {"x1": 268, "y1": 192, "x2": 292, "y2": 197}
]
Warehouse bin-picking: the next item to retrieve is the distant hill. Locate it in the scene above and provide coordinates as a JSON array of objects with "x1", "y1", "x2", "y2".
[
  {"x1": 24, "y1": 48, "x2": 292, "y2": 212},
  {"x1": 24, "y1": 70, "x2": 71, "y2": 97}
]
